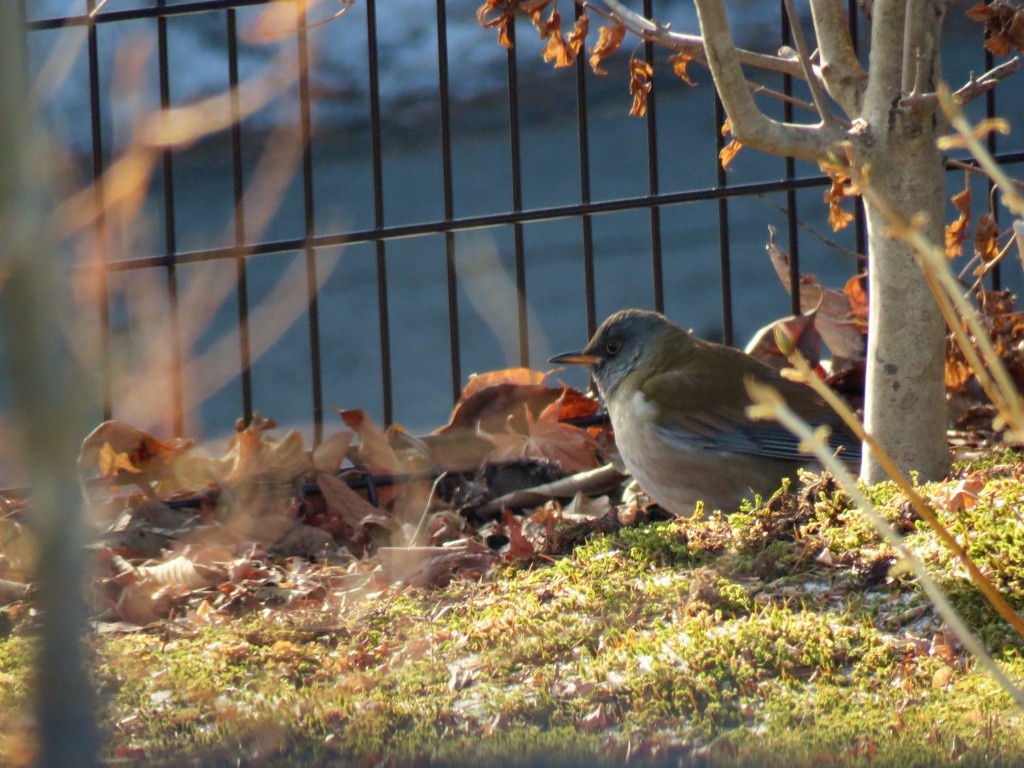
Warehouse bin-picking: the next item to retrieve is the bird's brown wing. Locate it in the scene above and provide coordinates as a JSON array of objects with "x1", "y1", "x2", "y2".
[{"x1": 639, "y1": 350, "x2": 860, "y2": 464}]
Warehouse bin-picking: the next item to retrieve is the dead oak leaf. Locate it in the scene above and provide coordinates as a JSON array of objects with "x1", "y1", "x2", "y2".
[
  {"x1": 567, "y1": 13, "x2": 589, "y2": 58},
  {"x1": 334, "y1": 408, "x2": 403, "y2": 475},
  {"x1": 539, "y1": 8, "x2": 573, "y2": 67},
  {"x1": 312, "y1": 430, "x2": 354, "y2": 474}
]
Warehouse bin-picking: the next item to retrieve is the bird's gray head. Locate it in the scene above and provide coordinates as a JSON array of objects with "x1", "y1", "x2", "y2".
[{"x1": 550, "y1": 309, "x2": 688, "y2": 399}]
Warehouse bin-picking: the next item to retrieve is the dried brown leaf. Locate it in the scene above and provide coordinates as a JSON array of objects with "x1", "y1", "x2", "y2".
[
  {"x1": 824, "y1": 172, "x2": 855, "y2": 231},
  {"x1": 503, "y1": 509, "x2": 536, "y2": 560},
  {"x1": 766, "y1": 228, "x2": 866, "y2": 360},
  {"x1": 629, "y1": 57, "x2": 654, "y2": 117},
  {"x1": 589, "y1": 24, "x2": 625, "y2": 75},
  {"x1": 975, "y1": 212, "x2": 1000, "y2": 261},
  {"x1": 441, "y1": 382, "x2": 562, "y2": 435},
  {"x1": 477, "y1": 0, "x2": 517, "y2": 48},
  {"x1": 966, "y1": 2, "x2": 1024, "y2": 56},
  {"x1": 719, "y1": 118, "x2": 743, "y2": 169},
  {"x1": 480, "y1": 404, "x2": 601, "y2": 474},
  {"x1": 566, "y1": 12, "x2": 589, "y2": 58},
  {"x1": 312, "y1": 431, "x2": 354, "y2": 473},
  {"x1": 315, "y1": 473, "x2": 390, "y2": 531},
  {"x1": 335, "y1": 408, "x2": 404, "y2": 475},
  {"x1": 80, "y1": 421, "x2": 195, "y2": 493},
  {"x1": 843, "y1": 274, "x2": 869, "y2": 328},
  {"x1": 946, "y1": 185, "x2": 972, "y2": 259},
  {"x1": 137, "y1": 555, "x2": 224, "y2": 589},
  {"x1": 462, "y1": 367, "x2": 547, "y2": 399},
  {"x1": 668, "y1": 51, "x2": 696, "y2": 86}
]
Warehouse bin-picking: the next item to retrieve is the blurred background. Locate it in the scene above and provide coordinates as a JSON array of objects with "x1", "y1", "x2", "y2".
[{"x1": 17, "y1": 0, "x2": 1024, "y2": 463}]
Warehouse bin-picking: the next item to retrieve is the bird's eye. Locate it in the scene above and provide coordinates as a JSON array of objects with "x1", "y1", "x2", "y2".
[{"x1": 605, "y1": 339, "x2": 622, "y2": 355}]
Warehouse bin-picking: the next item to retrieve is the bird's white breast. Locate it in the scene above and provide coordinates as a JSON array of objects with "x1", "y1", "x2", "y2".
[{"x1": 608, "y1": 390, "x2": 757, "y2": 516}]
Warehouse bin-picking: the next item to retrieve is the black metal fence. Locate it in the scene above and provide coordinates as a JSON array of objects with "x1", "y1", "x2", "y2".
[{"x1": 23, "y1": 0, "x2": 1024, "y2": 445}]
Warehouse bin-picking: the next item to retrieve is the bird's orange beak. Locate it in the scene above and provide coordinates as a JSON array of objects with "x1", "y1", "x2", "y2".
[{"x1": 548, "y1": 350, "x2": 600, "y2": 366}]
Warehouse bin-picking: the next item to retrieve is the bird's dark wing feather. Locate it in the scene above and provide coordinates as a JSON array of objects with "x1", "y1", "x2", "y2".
[{"x1": 639, "y1": 356, "x2": 861, "y2": 465}]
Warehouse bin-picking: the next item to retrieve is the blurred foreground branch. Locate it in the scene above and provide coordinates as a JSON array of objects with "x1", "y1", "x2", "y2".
[{"x1": 0, "y1": 4, "x2": 99, "y2": 766}]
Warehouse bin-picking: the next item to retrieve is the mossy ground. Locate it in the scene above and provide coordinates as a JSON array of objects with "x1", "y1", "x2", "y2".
[{"x1": 4, "y1": 453, "x2": 1024, "y2": 766}]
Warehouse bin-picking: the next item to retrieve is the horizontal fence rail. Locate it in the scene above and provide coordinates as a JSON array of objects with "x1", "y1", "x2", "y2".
[{"x1": 23, "y1": 0, "x2": 1024, "y2": 445}]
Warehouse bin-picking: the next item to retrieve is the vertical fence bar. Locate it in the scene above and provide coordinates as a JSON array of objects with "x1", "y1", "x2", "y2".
[
  {"x1": 574, "y1": 3, "x2": 597, "y2": 336},
  {"x1": 714, "y1": 94, "x2": 733, "y2": 346},
  {"x1": 435, "y1": 0, "x2": 462, "y2": 404},
  {"x1": 505, "y1": 19, "x2": 530, "y2": 366},
  {"x1": 156, "y1": 0, "x2": 185, "y2": 436},
  {"x1": 295, "y1": 0, "x2": 324, "y2": 444},
  {"x1": 5, "y1": 2, "x2": 99, "y2": 763},
  {"x1": 366, "y1": 0, "x2": 393, "y2": 424},
  {"x1": 86, "y1": 0, "x2": 112, "y2": 420},
  {"x1": 226, "y1": 8, "x2": 253, "y2": 425},
  {"x1": 643, "y1": 0, "x2": 664, "y2": 313},
  {"x1": 781, "y1": 0, "x2": 801, "y2": 317}
]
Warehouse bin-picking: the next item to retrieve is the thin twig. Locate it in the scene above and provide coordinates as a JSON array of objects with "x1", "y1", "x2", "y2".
[
  {"x1": 901, "y1": 56, "x2": 1023, "y2": 109},
  {"x1": 476, "y1": 463, "x2": 627, "y2": 517},
  {"x1": 966, "y1": 234, "x2": 1016, "y2": 297},
  {"x1": 749, "y1": 82, "x2": 818, "y2": 115},
  {"x1": 592, "y1": 0, "x2": 806, "y2": 80},
  {"x1": 945, "y1": 158, "x2": 1024, "y2": 193},
  {"x1": 754, "y1": 194, "x2": 864, "y2": 261},
  {"x1": 781, "y1": 0, "x2": 837, "y2": 126}
]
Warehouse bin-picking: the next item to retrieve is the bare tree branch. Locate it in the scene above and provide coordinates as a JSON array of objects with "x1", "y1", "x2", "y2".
[
  {"x1": 690, "y1": 0, "x2": 847, "y2": 162},
  {"x1": 902, "y1": 0, "x2": 945, "y2": 98},
  {"x1": 782, "y1": 0, "x2": 839, "y2": 126},
  {"x1": 900, "y1": 56, "x2": 1022, "y2": 108},
  {"x1": 595, "y1": 0, "x2": 806, "y2": 80},
  {"x1": 475, "y1": 463, "x2": 627, "y2": 517},
  {"x1": 808, "y1": 0, "x2": 867, "y2": 115},
  {"x1": 861, "y1": 0, "x2": 907, "y2": 126},
  {"x1": 749, "y1": 81, "x2": 821, "y2": 116}
]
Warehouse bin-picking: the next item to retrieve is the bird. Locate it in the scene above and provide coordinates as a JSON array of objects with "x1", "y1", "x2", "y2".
[{"x1": 549, "y1": 309, "x2": 861, "y2": 516}]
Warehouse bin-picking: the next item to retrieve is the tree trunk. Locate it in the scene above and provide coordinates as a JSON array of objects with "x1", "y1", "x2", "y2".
[
  {"x1": 856, "y1": 0, "x2": 950, "y2": 483},
  {"x1": 860, "y1": 142, "x2": 949, "y2": 483}
]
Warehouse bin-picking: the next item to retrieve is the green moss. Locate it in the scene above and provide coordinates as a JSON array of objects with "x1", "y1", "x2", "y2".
[
  {"x1": 0, "y1": 634, "x2": 32, "y2": 712},
  {"x1": 6, "y1": 464, "x2": 1024, "y2": 766}
]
